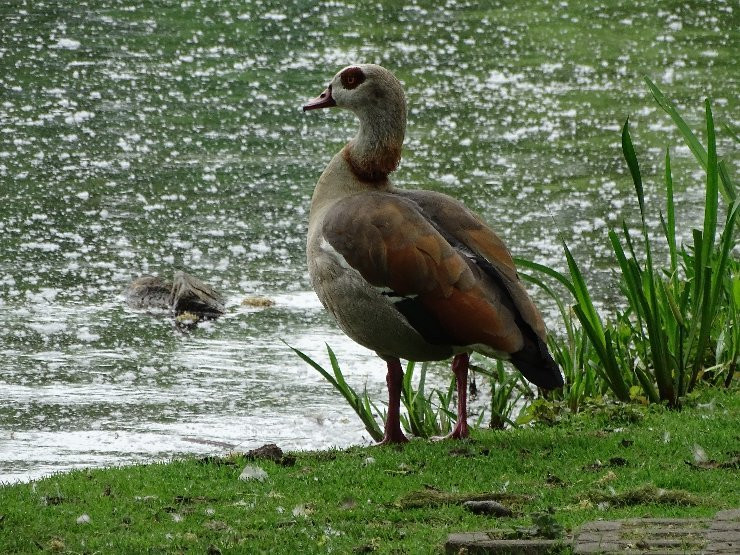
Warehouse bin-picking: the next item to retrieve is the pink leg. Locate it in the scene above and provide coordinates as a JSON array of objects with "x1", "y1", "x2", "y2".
[
  {"x1": 378, "y1": 358, "x2": 409, "y2": 445},
  {"x1": 447, "y1": 353, "x2": 470, "y2": 440}
]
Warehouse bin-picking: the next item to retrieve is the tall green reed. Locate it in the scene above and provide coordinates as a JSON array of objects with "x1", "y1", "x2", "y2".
[{"x1": 520, "y1": 81, "x2": 738, "y2": 407}]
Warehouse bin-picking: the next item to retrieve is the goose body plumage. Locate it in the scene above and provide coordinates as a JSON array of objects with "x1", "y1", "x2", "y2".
[{"x1": 304, "y1": 64, "x2": 563, "y2": 443}]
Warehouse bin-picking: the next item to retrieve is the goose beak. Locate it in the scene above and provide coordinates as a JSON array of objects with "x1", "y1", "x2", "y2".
[{"x1": 303, "y1": 86, "x2": 336, "y2": 111}]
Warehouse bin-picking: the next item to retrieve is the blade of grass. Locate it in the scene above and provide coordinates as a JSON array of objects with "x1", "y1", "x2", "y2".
[
  {"x1": 689, "y1": 266, "x2": 715, "y2": 390},
  {"x1": 724, "y1": 123, "x2": 740, "y2": 144},
  {"x1": 514, "y1": 257, "x2": 577, "y2": 297},
  {"x1": 572, "y1": 305, "x2": 630, "y2": 401},
  {"x1": 622, "y1": 118, "x2": 645, "y2": 215},
  {"x1": 518, "y1": 269, "x2": 576, "y2": 345},
  {"x1": 562, "y1": 242, "x2": 604, "y2": 339},
  {"x1": 289, "y1": 343, "x2": 383, "y2": 441},
  {"x1": 644, "y1": 77, "x2": 706, "y2": 168}
]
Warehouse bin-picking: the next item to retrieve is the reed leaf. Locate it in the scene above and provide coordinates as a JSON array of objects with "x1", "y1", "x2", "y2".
[
  {"x1": 644, "y1": 76, "x2": 736, "y2": 204},
  {"x1": 664, "y1": 148, "x2": 678, "y2": 277},
  {"x1": 702, "y1": 100, "x2": 719, "y2": 271}
]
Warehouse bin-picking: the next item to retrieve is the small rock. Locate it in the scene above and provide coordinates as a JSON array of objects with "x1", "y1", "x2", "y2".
[
  {"x1": 243, "y1": 443, "x2": 296, "y2": 466},
  {"x1": 462, "y1": 500, "x2": 512, "y2": 517},
  {"x1": 692, "y1": 444, "x2": 708, "y2": 463},
  {"x1": 76, "y1": 513, "x2": 91, "y2": 524},
  {"x1": 239, "y1": 465, "x2": 268, "y2": 482},
  {"x1": 362, "y1": 457, "x2": 376, "y2": 466}
]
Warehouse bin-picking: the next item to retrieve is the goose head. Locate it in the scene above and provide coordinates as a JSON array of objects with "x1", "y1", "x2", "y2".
[
  {"x1": 304, "y1": 64, "x2": 407, "y2": 182},
  {"x1": 303, "y1": 64, "x2": 405, "y2": 115}
]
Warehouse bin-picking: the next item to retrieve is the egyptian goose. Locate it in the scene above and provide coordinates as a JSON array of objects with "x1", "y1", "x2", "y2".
[{"x1": 303, "y1": 64, "x2": 563, "y2": 444}]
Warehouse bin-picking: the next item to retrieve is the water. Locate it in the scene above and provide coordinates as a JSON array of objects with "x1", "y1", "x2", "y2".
[{"x1": 1, "y1": 0, "x2": 737, "y2": 483}]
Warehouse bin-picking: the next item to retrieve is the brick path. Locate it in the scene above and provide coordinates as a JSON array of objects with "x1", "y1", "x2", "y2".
[{"x1": 445, "y1": 508, "x2": 739, "y2": 554}]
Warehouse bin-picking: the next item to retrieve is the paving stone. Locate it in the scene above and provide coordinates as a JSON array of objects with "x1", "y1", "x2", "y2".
[
  {"x1": 446, "y1": 509, "x2": 739, "y2": 554},
  {"x1": 706, "y1": 509, "x2": 739, "y2": 554},
  {"x1": 575, "y1": 518, "x2": 709, "y2": 553},
  {"x1": 573, "y1": 510, "x2": 740, "y2": 554},
  {"x1": 714, "y1": 509, "x2": 740, "y2": 521}
]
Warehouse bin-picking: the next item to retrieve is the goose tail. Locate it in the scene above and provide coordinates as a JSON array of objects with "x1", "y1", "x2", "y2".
[{"x1": 510, "y1": 336, "x2": 564, "y2": 390}]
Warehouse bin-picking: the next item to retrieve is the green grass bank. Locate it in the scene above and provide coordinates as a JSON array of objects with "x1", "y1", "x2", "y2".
[{"x1": 1, "y1": 387, "x2": 737, "y2": 553}]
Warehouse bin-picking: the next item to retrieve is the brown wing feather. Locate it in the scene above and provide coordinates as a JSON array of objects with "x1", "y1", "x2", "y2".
[
  {"x1": 322, "y1": 192, "x2": 525, "y2": 354},
  {"x1": 396, "y1": 189, "x2": 546, "y2": 339},
  {"x1": 397, "y1": 190, "x2": 517, "y2": 276}
]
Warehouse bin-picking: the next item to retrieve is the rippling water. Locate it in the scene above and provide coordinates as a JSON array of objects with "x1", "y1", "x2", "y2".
[{"x1": 1, "y1": 0, "x2": 737, "y2": 482}]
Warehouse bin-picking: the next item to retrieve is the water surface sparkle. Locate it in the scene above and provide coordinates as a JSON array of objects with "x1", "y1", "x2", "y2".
[{"x1": 1, "y1": 0, "x2": 737, "y2": 483}]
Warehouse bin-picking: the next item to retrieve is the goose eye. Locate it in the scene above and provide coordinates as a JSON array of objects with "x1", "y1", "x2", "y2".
[{"x1": 340, "y1": 67, "x2": 365, "y2": 90}]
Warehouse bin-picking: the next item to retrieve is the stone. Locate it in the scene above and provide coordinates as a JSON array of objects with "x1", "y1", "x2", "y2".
[{"x1": 462, "y1": 500, "x2": 514, "y2": 517}]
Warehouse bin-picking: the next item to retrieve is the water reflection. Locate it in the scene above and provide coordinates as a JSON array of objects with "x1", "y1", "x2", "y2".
[{"x1": 1, "y1": 0, "x2": 736, "y2": 482}]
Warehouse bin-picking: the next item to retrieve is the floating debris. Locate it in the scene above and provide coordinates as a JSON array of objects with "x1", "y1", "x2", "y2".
[
  {"x1": 241, "y1": 296, "x2": 275, "y2": 308},
  {"x1": 125, "y1": 271, "x2": 225, "y2": 327}
]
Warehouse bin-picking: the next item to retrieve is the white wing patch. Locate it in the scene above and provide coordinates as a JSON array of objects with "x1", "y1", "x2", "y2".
[
  {"x1": 319, "y1": 236, "x2": 355, "y2": 270},
  {"x1": 377, "y1": 287, "x2": 418, "y2": 303},
  {"x1": 319, "y1": 235, "x2": 418, "y2": 303}
]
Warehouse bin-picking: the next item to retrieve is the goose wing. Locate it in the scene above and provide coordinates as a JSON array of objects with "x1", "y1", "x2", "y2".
[
  {"x1": 321, "y1": 191, "x2": 527, "y2": 354},
  {"x1": 396, "y1": 189, "x2": 547, "y2": 340}
]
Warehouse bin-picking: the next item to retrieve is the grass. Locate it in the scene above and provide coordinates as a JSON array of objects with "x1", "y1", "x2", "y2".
[
  {"x1": 290, "y1": 344, "x2": 525, "y2": 441},
  {"x1": 290, "y1": 344, "x2": 462, "y2": 441},
  {"x1": 1, "y1": 387, "x2": 737, "y2": 553}
]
